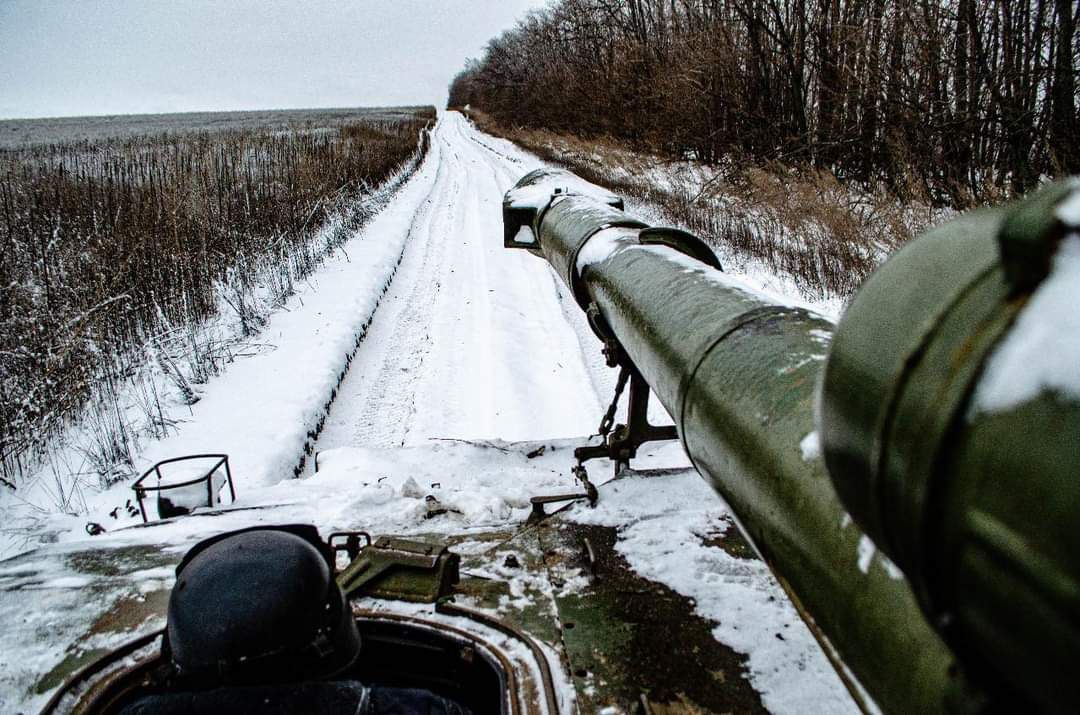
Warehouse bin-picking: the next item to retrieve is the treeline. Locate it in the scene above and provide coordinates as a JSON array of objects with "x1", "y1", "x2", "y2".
[
  {"x1": 1, "y1": 110, "x2": 433, "y2": 485},
  {"x1": 450, "y1": 0, "x2": 1079, "y2": 205}
]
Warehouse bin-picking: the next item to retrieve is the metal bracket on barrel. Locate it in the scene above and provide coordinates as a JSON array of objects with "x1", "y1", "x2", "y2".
[
  {"x1": 569, "y1": 227, "x2": 710, "y2": 477},
  {"x1": 638, "y1": 226, "x2": 723, "y2": 272},
  {"x1": 573, "y1": 363, "x2": 679, "y2": 474},
  {"x1": 527, "y1": 489, "x2": 597, "y2": 523},
  {"x1": 575, "y1": 306, "x2": 678, "y2": 476}
]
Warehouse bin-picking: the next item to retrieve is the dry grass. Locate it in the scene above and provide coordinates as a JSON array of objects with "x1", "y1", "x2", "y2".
[
  {"x1": 1, "y1": 108, "x2": 435, "y2": 488},
  {"x1": 469, "y1": 110, "x2": 943, "y2": 303}
]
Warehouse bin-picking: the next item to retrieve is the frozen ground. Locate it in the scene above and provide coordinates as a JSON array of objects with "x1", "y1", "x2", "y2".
[
  {"x1": 0, "y1": 111, "x2": 856, "y2": 713},
  {"x1": 0, "y1": 106, "x2": 429, "y2": 148}
]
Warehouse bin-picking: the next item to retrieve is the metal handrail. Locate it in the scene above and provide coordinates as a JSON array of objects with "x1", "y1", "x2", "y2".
[{"x1": 131, "y1": 454, "x2": 235, "y2": 523}]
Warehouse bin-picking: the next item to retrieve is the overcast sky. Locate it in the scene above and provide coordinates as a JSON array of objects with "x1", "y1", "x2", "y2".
[{"x1": 0, "y1": 0, "x2": 548, "y2": 119}]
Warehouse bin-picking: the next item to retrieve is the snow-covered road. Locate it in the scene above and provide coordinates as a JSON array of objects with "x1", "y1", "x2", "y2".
[
  {"x1": 317, "y1": 113, "x2": 609, "y2": 451},
  {"x1": 0, "y1": 112, "x2": 857, "y2": 715},
  {"x1": 317, "y1": 115, "x2": 853, "y2": 712}
]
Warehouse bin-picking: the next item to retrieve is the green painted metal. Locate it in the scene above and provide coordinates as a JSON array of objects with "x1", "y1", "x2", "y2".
[
  {"x1": 507, "y1": 175, "x2": 959, "y2": 714},
  {"x1": 502, "y1": 168, "x2": 646, "y2": 308},
  {"x1": 504, "y1": 172, "x2": 1080, "y2": 713},
  {"x1": 337, "y1": 536, "x2": 460, "y2": 603},
  {"x1": 541, "y1": 521, "x2": 768, "y2": 713},
  {"x1": 821, "y1": 182, "x2": 1080, "y2": 713}
]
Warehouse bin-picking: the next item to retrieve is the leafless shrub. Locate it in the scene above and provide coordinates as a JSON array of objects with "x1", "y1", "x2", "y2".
[
  {"x1": 451, "y1": 1, "x2": 1078, "y2": 204},
  {"x1": 474, "y1": 113, "x2": 943, "y2": 303},
  {"x1": 1, "y1": 107, "x2": 436, "y2": 487}
]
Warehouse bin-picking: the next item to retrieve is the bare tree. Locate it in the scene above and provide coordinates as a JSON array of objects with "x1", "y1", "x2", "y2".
[{"x1": 450, "y1": 0, "x2": 1078, "y2": 204}]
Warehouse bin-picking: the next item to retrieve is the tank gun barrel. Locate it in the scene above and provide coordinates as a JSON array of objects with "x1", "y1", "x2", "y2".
[{"x1": 503, "y1": 168, "x2": 1080, "y2": 714}]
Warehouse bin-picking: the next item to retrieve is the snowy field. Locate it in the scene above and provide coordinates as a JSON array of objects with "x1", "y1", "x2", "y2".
[
  {"x1": 0, "y1": 106, "x2": 430, "y2": 148},
  {"x1": 0, "y1": 111, "x2": 857, "y2": 713}
]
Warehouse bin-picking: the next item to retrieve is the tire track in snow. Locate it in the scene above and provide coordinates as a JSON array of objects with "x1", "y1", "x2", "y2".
[
  {"x1": 316, "y1": 112, "x2": 606, "y2": 453},
  {"x1": 319, "y1": 125, "x2": 460, "y2": 448}
]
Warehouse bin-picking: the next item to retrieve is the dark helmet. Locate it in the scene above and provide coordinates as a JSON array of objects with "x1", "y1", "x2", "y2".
[{"x1": 165, "y1": 525, "x2": 360, "y2": 686}]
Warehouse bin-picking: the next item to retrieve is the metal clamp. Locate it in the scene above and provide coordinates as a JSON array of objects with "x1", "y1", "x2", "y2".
[{"x1": 328, "y1": 531, "x2": 372, "y2": 564}]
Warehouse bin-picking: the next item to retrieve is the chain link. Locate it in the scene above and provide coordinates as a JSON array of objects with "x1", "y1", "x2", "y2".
[
  {"x1": 596, "y1": 365, "x2": 629, "y2": 438},
  {"x1": 572, "y1": 362, "x2": 629, "y2": 509}
]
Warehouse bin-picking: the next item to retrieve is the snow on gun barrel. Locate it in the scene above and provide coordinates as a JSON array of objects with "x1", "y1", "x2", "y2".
[{"x1": 502, "y1": 167, "x2": 1080, "y2": 715}]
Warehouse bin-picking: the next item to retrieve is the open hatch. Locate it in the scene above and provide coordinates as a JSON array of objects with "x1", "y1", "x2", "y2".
[{"x1": 41, "y1": 525, "x2": 561, "y2": 715}]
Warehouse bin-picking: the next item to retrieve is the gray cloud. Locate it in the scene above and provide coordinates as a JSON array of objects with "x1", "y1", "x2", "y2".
[{"x1": 0, "y1": 0, "x2": 547, "y2": 118}]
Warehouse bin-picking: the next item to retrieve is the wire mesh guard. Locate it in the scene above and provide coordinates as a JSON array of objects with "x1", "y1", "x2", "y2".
[{"x1": 131, "y1": 454, "x2": 236, "y2": 523}]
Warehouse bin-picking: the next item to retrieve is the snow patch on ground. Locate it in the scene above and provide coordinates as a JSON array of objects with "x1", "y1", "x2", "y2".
[
  {"x1": 0, "y1": 117, "x2": 445, "y2": 560},
  {"x1": 565, "y1": 470, "x2": 857, "y2": 715}
]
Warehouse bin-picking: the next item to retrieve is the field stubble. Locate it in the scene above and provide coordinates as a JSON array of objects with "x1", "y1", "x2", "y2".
[{"x1": 0, "y1": 106, "x2": 435, "y2": 500}]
